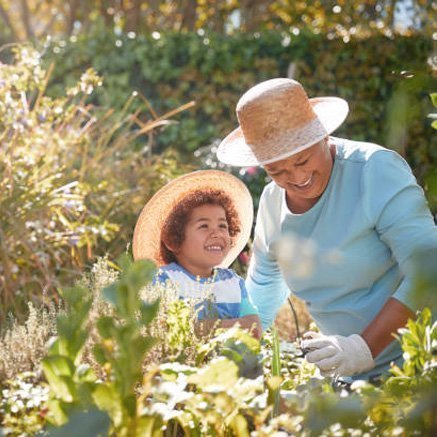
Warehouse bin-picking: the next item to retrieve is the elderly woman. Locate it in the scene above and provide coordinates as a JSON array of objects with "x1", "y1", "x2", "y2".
[{"x1": 217, "y1": 78, "x2": 437, "y2": 380}]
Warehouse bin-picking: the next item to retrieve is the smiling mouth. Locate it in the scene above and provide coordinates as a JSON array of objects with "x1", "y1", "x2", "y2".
[
  {"x1": 204, "y1": 245, "x2": 224, "y2": 252},
  {"x1": 292, "y1": 175, "x2": 313, "y2": 189}
]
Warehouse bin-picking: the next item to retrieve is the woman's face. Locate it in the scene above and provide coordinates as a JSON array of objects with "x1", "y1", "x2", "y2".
[{"x1": 263, "y1": 138, "x2": 334, "y2": 213}]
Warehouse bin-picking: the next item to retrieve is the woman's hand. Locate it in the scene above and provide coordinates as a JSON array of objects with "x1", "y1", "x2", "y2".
[{"x1": 301, "y1": 331, "x2": 375, "y2": 377}]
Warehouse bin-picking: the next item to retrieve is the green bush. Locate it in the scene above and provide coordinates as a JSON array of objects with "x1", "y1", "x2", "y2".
[
  {"x1": 0, "y1": 45, "x2": 194, "y2": 322},
  {"x1": 1, "y1": 255, "x2": 435, "y2": 435},
  {"x1": 43, "y1": 29, "x2": 436, "y2": 211}
]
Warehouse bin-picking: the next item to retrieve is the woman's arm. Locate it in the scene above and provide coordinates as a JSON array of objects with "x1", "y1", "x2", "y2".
[
  {"x1": 303, "y1": 151, "x2": 436, "y2": 377},
  {"x1": 361, "y1": 151, "x2": 436, "y2": 356},
  {"x1": 246, "y1": 188, "x2": 292, "y2": 330},
  {"x1": 361, "y1": 297, "x2": 416, "y2": 358}
]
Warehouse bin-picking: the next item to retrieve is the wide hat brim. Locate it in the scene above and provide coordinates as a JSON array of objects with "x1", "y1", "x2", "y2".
[
  {"x1": 132, "y1": 170, "x2": 253, "y2": 268},
  {"x1": 217, "y1": 97, "x2": 349, "y2": 167}
]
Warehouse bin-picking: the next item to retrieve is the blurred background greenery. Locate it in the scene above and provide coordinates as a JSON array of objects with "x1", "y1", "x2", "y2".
[{"x1": 0, "y1": 0, "x2": 435, "y2": 323}]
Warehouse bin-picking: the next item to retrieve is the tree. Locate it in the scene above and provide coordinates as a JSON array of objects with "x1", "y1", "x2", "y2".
[{"x1": 0, "y1": 0, "x2": 433, "y2": 44}]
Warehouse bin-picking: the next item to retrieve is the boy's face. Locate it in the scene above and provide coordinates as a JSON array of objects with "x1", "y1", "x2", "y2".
[{"x1": 173, "y1": 203, "x2": 231, "y2": 277}]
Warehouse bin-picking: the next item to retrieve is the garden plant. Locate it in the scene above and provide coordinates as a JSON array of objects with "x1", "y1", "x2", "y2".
[{"x1": 0, "y1": 2, "x2": 436, "y2": 434}]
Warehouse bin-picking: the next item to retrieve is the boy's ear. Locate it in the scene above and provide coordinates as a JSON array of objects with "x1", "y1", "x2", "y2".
[{"x1": 162, "y1": 237, "x2": 178, "y2": 254}]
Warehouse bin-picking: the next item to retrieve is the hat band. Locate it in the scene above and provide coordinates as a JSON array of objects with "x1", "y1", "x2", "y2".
[{"x1": 246, "y1": 117, "x2": 328, "y2": 164}]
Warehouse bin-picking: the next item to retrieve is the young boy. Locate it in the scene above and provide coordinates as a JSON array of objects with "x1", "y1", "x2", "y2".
[{"x1": 132, "y1": 170, "x2": 262, "y2": 339}]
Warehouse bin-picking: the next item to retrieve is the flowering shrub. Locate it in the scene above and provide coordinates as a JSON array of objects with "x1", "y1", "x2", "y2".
[
  {"x1": 0, "y1": 302, "x2": 58, "y2": 381},
  {"x1": 0, "y1": 45, "x2": 194, "y2": 322},
  {"x1": 0, "y1": 372, "x2": 49, "y2": 435}
]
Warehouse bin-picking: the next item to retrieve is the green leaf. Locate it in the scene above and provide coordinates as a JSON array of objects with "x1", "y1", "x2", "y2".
[
  {"x1": 97, "y1": 316, "x2": 117, "y2": 338},
  {"x1": 46, "y1": 408, "x2": 110, "y2": 437},
  {"x1": 188, "y1": 357, "x2": 239, "y2": 391},
  {"x1": 76, "y1": 364, "x2": 97, "y2": 383},
  {"x1": 115, "y1": 252, "x2": 134, "y2": 271},
  {"x1": 46, "y1": 398, "x2": 69, "y2": 426},
  {"x1": 102, "y1": 283, "x2": 118, "y2": 306},
  {"x1": 135, "y1": 416, "x2": 164, "y2": 436},
  {"x1": 92, "y1": 344, "x2": 107, "y2": 365},
  {"x1": 430, "y1": 93, "x2": 437, "y2": 108},
  {"x1": 43, "y1": 355, "x2": 75, "y2": 377},
  {"x1": 43, "y1": 372, "x2": 76, "y2": 403},
  {"x1": 139, "y1": 299, "x2": 160, "y2": 325},
  {"x1": 42, "y1": 356, "x2": 77, "y2": 403},
  {"x1": 92, "y1": 384, "x2": 124, "y2": 428},
  {"x1": 230, "y1": 413, "x2": 250, "y2": 436},
  {"x1": 271, "y1": 328, "x2": 281, "y2": 378}
]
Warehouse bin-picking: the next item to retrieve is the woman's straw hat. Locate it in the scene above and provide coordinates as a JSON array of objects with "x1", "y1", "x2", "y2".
[
  {"x1": 217, "y1": 78, "x2": 349, "y2": 166},
  {"x1": 132, "y1": 170, "x2": 253, "y2": 268}
]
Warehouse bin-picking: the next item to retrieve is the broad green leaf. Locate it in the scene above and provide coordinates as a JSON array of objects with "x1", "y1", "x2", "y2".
[
  {"x1": 92, "y1": 384, "x2": 124, "y2": 428},
  {"x1": 46, "y1": 408, "x2": 110, "y2": 437},
  {"x1": 46, "y1": 398, "x2": 69, "y2": 427},
  {"x1": 92, "y1": 344, "x2": 108, "y2": 365},
  {"x1": 97, "y1": 316, "x2": 117, "y2": 338},
  {"x1": 42, "y1": 371, "x2": 76, "y2": 403},
  {"x1": 139, "y1": 299, "x2": 160, "y2": 325},
  {"x1": 230, "y1": 413, "x2": 250, "y2": 436},
  {"x1": 135, "y1": 416, "x2": 164, "y2": 437},
  {"x1": 76, "y1": 363, "x2": 98, "y2": 383},
  {"x1": 43, "y1": 355, "x2": 75, "y2": 377}
]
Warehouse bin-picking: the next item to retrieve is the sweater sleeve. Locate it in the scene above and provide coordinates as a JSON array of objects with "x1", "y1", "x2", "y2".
[
  {"x1": 362, "y1": 150, "x2": 437, "y2": 310},
  {"x1": 238, "y1": 277, "x2": 260, "y2": 317},
  {"x1": 245, "y1": 190, "x2": 291, "y2": 330}
]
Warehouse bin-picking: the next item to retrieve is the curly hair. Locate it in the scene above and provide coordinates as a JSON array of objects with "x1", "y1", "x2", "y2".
[{"x1": 160, "y1": 189, "x2": 241, "y2": 265}]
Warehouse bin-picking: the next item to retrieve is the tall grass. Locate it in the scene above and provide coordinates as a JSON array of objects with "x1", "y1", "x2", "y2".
[{"x1": 0, "y1": 45, "x2": 195, "y2": 322}]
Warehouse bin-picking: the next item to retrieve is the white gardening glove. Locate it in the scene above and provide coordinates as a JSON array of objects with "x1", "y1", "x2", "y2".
[{"x1": 301, "y1": 331, "x2": 375, "y2": 377}]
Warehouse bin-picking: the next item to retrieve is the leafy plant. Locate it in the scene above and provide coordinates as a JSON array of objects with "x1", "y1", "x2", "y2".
[{"x1": 42, "y1": 258, "x2": 160, "y2": 435}]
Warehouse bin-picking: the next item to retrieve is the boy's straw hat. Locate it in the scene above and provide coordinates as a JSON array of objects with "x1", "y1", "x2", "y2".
[
  {"x1": 217, "y1": 78, "x2": 349, "y2": 166},
  {"x1": 132, "y1": 170, "x2": 253, "y2": 268}
]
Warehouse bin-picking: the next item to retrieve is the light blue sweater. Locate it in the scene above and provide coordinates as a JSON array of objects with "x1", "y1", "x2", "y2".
[{"x1": 246, "y1": 137, "x2": 437, "y2": 379}]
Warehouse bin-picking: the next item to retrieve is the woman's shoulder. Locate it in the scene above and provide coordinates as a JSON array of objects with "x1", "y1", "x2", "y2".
[
  {"x1": 334, "y1": 137, "x2": 387, "y2": 163},
  {"x1": 259, "y1": 179, "x2": 284, "y2": 205},
  {"x1": 335, "y1": 137, "x2": 410, "y2": 174}
]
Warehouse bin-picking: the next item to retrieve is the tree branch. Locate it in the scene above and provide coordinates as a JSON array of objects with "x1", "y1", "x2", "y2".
[
  {"x1": 0, "y1": 3, "x2": 20, "y2": 41},
  {"x1": 20, "y1": 0, "x2": 35, "y2": 39}
]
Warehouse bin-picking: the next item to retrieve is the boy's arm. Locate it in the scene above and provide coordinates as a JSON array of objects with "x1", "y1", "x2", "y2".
[{"x1": 195, "y1": 314, "x2": 262, "y2": 339}]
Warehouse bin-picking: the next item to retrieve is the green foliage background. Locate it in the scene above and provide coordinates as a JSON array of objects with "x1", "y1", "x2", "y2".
[{"x1": 44, "y1": 28, "x2": 436, "y2": 202}]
